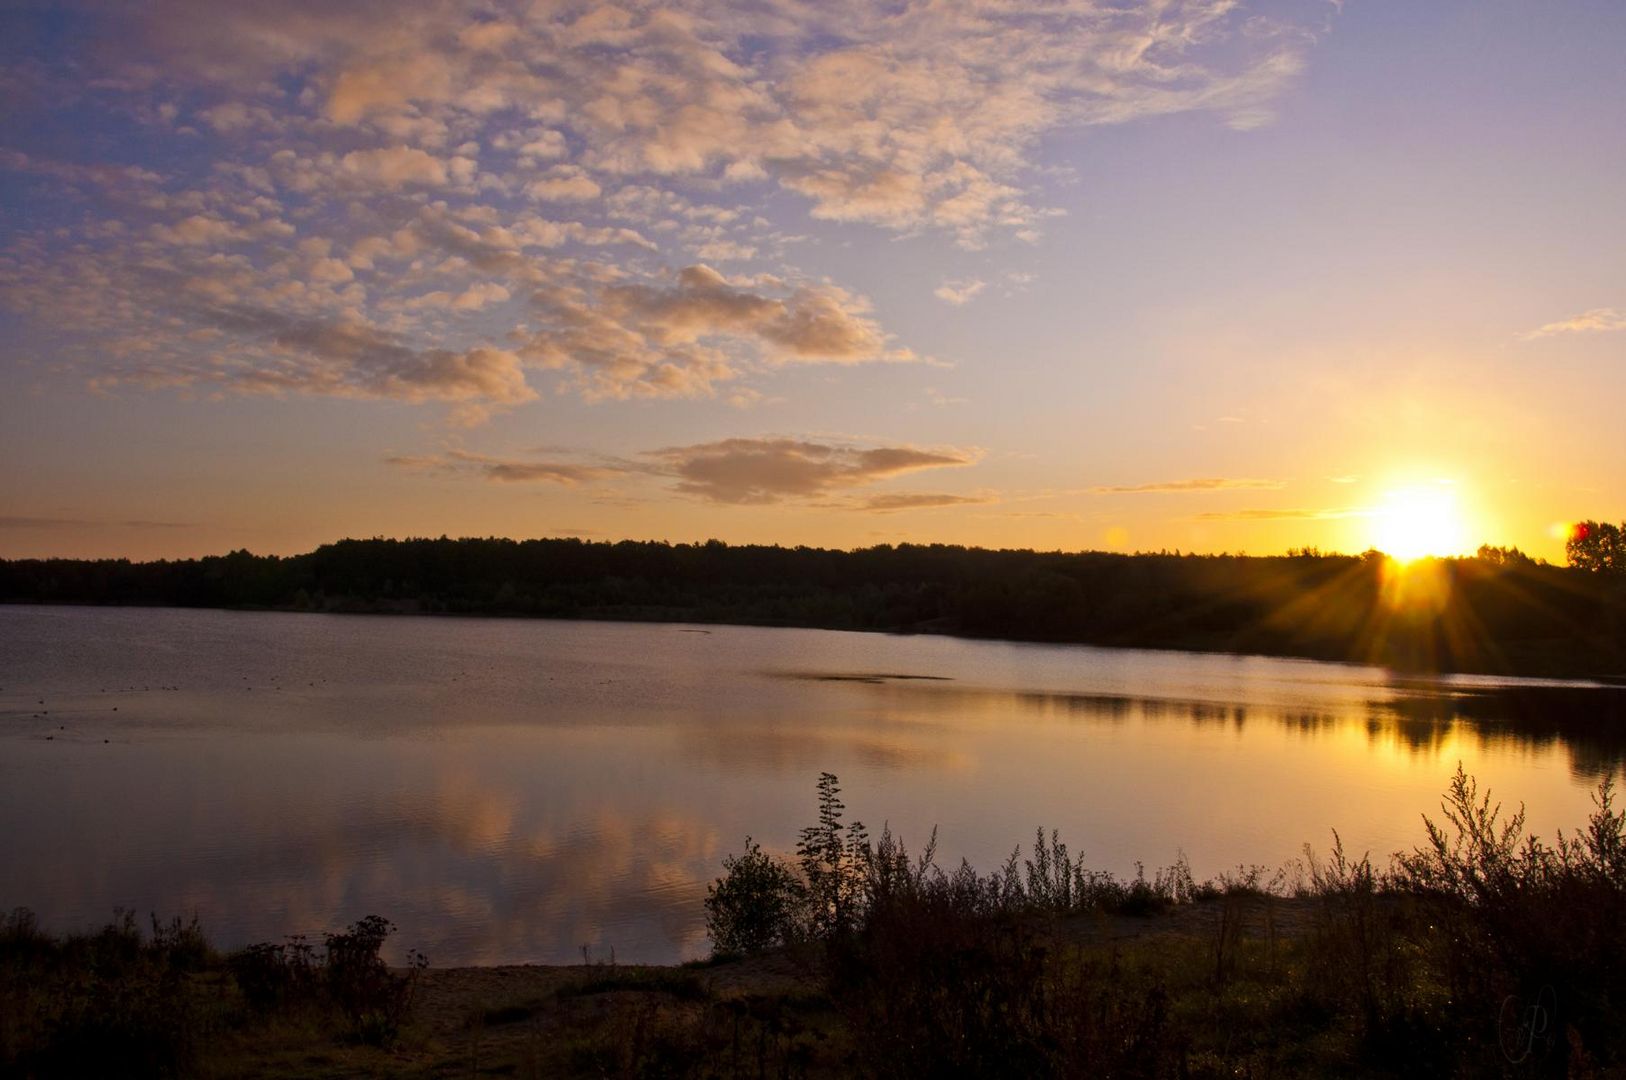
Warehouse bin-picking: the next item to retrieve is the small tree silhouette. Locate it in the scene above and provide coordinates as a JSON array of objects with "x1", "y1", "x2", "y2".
[
  {"x1": 1566, "y1": 520, "x2": 1626, "y2": 574},
  {"x1": 703, "y1": 838, "x2": 805, "y2": 955}
]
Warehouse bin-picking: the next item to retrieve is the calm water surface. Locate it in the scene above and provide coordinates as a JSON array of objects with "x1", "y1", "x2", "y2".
[{"x1": 2, "y1": 605, "x2": 1623, "y2": 964}]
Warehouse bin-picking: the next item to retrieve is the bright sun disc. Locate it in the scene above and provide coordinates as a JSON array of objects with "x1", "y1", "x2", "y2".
[{"x1": 1371, "y1": 484, "x2": 1467, "y2": 562}]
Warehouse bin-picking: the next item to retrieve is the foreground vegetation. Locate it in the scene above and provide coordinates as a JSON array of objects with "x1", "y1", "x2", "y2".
[
  {"x1": 5, "y1": 534, "x2": 1626, "y2": 676},
  {"x1": 0, "y1": 911, "x2": 427, "y2": 1078},
  {"x1": 4, "y1": 767, "x2": 1624, "y2": 1077},
  {"x1": 697, "y1": 769, "x2": 1626, "y2": 1077}
]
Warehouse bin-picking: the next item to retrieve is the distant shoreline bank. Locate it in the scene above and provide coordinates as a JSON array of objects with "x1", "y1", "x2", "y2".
[{"x1": 5, "y1": 537, "x2": 1625, "y2": 680}]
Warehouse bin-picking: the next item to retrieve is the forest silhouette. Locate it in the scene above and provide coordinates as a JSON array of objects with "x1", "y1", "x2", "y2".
[{"x1": 3, "y1": 535, "x2": 1623, "y2": 678}]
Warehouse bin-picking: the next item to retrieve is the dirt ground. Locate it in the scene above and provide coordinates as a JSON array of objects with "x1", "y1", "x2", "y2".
[{"x1": 414, "y1": 895, "x2": 1317, "y2": 1077}]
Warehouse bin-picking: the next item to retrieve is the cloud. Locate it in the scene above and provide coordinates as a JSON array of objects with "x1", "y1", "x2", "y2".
[
  {"x1": 149, "y1": 214, "x2": 253, "y2": 246},
  {"x1": 406, "y1": 281, "x2": 512, "y2": 311},
  {"x1": 1523, "y1": 307, "x2": 1626, "y2": 339},
  {"x1": 0, "y1": 149, "x2": 162, "y2": 191},
  {"x1": 1195, "y1": 507, "x2": 1362, "y2": 521},
  {"x1": 82, "y1": 302, "x2": 539, "y2": 420},
  {"x1": 223, "y1": 314, "x2": 532, "y2": 405},
  {"x1": 479, "y1": 462, "x2": 608, "y2": 484},
  {"x1": 380, "y1": 455, "x2": 443, "y2": 472},
  {"x1": 523, "y1": 265, "x2": 919, "y2": 399},
  {"x1": 694, "y1": 239, "x2": 757, "y2": 262},
  {"x1": 387, "y1": 436, "x2": 979, "y2": 505},
  {"x1": 338, "y1": 146, "x2": 449, "y2": 187},
  {"x1": 857, "y1": 492, "x2": 995, "y2": 512},
  {"x1": 388, "y1": 449, "x2": 620, "y2": 485},
  {"x1": 1092, "y1": 478, "x2": 1285, "y2": 494},
  {"x1": 934, "y1": 279, "x2": 987, "y2": 306},
  {"x1": 0, "y1": 0, "x2": 1328, "y2": 423},
  {"x1": 647, "y1": 437, "x2": 977, "y2": 504},
  {"x1": 523, "y1": 166, "x2": 602, "y2": 202},
  {"x1": 0, "y1": 516, "x2": 194, "y2": 529},
  {"x1": 103, "y1": 0, "x2": 1315, "y2": 249},
  {"x1": 1195, "y1": 508, "x2": 1317, "y2": 521}
]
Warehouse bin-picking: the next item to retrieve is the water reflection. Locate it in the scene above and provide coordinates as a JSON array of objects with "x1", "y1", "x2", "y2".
[
  {"x1": 2, "y1": 606, "x2": 1622, "y2": 965},
  {"x1": 0, "y1": 732, "x2": 723, "y2": 966},
  {"x1": 773, "y1": 671, "x2": 1626, "y2": 780}
]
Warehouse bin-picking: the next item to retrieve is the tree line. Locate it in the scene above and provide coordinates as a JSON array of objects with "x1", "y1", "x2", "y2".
[{"x1": 2, "y1": 532, "x2": 1623, "y2": 676}]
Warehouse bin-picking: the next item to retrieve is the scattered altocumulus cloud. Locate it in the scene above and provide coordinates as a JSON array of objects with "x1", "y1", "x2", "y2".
[
  {"x1": 0, "y1": 0, "x2": 1326, "y2": 421},
  {"x1": 934, "y1": 279, "x2": 987, "y2": 306},
  {"x1": 522, "y1": 265, "x2": 915, "y2": 400}
]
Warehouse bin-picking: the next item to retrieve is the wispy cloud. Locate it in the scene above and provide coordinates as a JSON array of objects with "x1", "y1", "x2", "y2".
[
  {"x1": 0, "y1": 516, "x2": 195, "y2": 529},
  {"x1": 389, "y1": 436, "x2": 982, "y2": 506},
  {"x1": 1092, "y1": 478, "x2": 1285, "y2": 494},
  {"x1": 1523, "y1": 307, "x2": 1626, "y2": 340},
  {"x1": 386, "y1": 450, "x2": 620, "y2": 485},
  {"x1": 646, "y1": 436, "x2": 978, "y2": 505},
  {"x1": 856, "y1": 492, "x2": 996, "y2": 513},
  {"x1": 1195, "y1": 507, "x2": 1363, "y2": 521}
]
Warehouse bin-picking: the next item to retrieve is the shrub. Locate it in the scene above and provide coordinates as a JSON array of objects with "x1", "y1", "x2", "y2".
[
  {"x1": 704, "y1": 838, "x2": 807, "y2": 955},
  {"x1": 229, "y1": 937, "x2": 319, "y2": 1013},
  {"x1": 0, "y1": 910, "x2": 210, "y2": 1079},
  {"x1": 1395, "y1": 766, "x2": 1626, "y2": 1067},
  {"x1": 231, "y1": 916, "x2": 426, "y2": 1046},
  {"x1": 705, "y1": 774, "x2": 1210, "y2": 959},
  {"x1": 323, "y1": 916, "x2": 426, "y2": 1044}
]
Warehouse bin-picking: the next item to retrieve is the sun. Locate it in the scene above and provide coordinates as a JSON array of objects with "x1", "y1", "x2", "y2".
[{"x1": 1370, "y1": 484, "x2": 1469, "y2": 562}]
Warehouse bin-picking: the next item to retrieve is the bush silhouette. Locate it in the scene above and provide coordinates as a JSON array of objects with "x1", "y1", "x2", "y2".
[{"x1": 703, "y1": 838, "x2": 806, "y2": 955}]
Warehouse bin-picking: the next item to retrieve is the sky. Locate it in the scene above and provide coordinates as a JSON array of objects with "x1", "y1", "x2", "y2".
[{"x1": 1, "y1": 0, "x2": 1623, "y2": 562}]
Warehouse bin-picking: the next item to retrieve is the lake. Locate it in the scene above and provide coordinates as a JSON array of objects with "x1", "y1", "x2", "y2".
[{"x1": 2, "y1": 604, "x2": 1623, "y2": 965}]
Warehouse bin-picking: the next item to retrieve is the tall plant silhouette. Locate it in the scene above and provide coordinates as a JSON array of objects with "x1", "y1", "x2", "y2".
[{"x1": 796, "y1": 773, "x2": 870, "y2": 938}]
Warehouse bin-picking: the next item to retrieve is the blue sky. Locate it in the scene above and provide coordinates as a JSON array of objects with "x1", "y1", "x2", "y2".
[{"x1": 2, "y1": 0, "x2": 1623, "y2": 559}]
